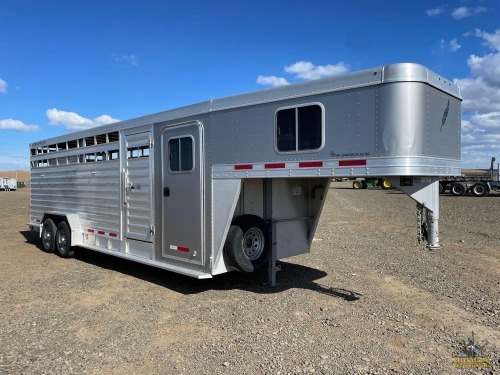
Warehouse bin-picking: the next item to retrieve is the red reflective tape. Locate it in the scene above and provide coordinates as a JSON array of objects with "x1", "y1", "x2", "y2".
[
  {"x1": 234, "y1": 164, "x2": 253, "y2": 170},
  {"x1": 88, "y1": 229, "x2": 95, "y2": 233},
  {"x1": 265, "y1": 163, "x2": 286, "y2": 169},
  {"x1": 109, "y1": 233, "x2": 117, "y2": 237},
  {"x1": 97, "y1": 230, "x2": 105, "y2": 235},
  {"x1": 177, "y1": 246, "x2": 190, "y2": 253},
  {"x1": 339, "y1": 160, "x2": 367, "y2": 167},
  {"x1": 299, "y1": 161, "x2": 323, "y2": 168}
]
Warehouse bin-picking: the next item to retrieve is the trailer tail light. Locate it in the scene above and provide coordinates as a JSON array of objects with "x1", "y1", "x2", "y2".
[
  {"x1": 234, "y1": 164, "x2": 253, "y2": 170},
  {"x1": 265, "y1": 163, "x2": 286, "y2": 169},
  {"x1": 339, "y1": 159, "x2": 367, "y2": 167},
  {"x1": 299, "y1": 161, "x2": 323, "y2": 168}
]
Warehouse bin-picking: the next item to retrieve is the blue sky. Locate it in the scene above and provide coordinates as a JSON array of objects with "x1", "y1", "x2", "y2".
[{"x1": 0, "y1": 0, "x2": 499, "y2": 170}]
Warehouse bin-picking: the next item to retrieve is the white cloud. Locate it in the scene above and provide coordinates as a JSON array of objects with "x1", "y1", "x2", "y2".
[
  {"x1": 93, "y1": 114, "x2": 120, "y2": 126},
  {"x1": 450, "y1": 38, "x2": 462, "y2": 52},
  {"x1": 465, "y1": 29, "x2": 500, "y2": 51},
  {"x1": 284, "y1": 61, "x2": 349, "y2": 80},
  {"x1": 113, "y1": 53, "x2": 138, "y2": 66},
  {"x1": 256, "y1": 75, "x2": 290, "y2": 87},
  {"x1": 0, "y1": 78, "x2": 7, "y2": 93},
  {"x1": 455, "y1": 77, "x2": 500, "y2": 114},
  {"x1": 456, "y1": 29, "x2": 500, "y2": 168},
  {"x1": 438, "y1": 38, "x2": 462, "y2": 53},
  {"x1": 0, "y1": 119, "x2": 39, "y2": 131},
  {"x1": 461, "y1": 113, "x2": 500, "y2": 168},
  {"x1": 46, "y1": 108, "x2": 120, "y2": 131},
  {"x1": 451, "y1": 6, "x2": 486, "y2": 19},
  {"x1": 426, "y1": 7, "x2": 444, "y2": 16},
  {"x1": 257, "y1": 60, "x2": 349, "y2": 87},
  {"x1": 468, "y1": 53, "x2": 500, "y2": 86}
]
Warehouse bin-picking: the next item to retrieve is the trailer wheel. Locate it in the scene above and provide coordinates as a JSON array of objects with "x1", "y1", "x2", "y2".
[
  {"x1": 439, "y1": 182, "x2": 445, "y2": 194},
  {"x1": 450, "y1": 182, "x2": 466, "y2": 196},
  {"x1": 471, "y1": 183, "x2": 487, "y2": 197},
  {"x1": 55, "y1": 221, "x2": 74, "y2": 258},
  {"x1": 41, "y1": 218, "x2": 57, "y2": 253},
  {"x1": 224, "y1": 215, "x2": 269, "y2": 273},
  {"x1": 352, "y1": 180, "x2": 362, "y2": 189}
]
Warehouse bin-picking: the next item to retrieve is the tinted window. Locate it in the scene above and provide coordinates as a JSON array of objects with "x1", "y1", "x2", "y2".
[
  {"x1": 298, "y1": 105, "x2": 322, "y2": 150},
  {"x1": 169, "y1": 139, "x2": 180, "y2": 171},
  {"x1": 169, "y1": 137, "x2": 193, "y2": 172},
  {"x1": 276, "y1": 108, "x2": 296, "y2": 152},
  {"x1": 276, "y1": 104, "x2": 323, "y2": 152},
  {"x1": 180, "y1": 137, "x2": 193, "y2": 171}
]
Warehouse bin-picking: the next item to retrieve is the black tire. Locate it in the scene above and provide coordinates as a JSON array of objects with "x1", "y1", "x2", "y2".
[
  {"x1": 361, "y1": 181, "x2": 368, "y2": 189},
  {"x1": 41, "y1": 218, "x2": 57, "y2": 253},
  {"x1": 55, "y1": 221, "x2": 74, "y2": 258},
  {"x1": 471, "y1": 183, "x2": 487, "y2": 197},
  {"x1": 352, "y1": 181, "x2": 362, "y2": 189},
  {"x1": 450, "y1": 182, "x2": 466, "y2": 196},
  {"x1": 438, "y1": 182, "x2": 445, "y2": 194},
  {"x1": 224, "y1": 215, "x2": 269, "y2": 273}
]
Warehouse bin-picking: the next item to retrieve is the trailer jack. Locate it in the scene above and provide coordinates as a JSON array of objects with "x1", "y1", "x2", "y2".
[
  {"x1": 265, "y1": 220, "x2": 282, "y2": 287},
  {"x1": 416, "y1": 204, "x2": 427, "y2": 244},
  {"x1": 387, "y1": 177, "x2": 440, "y2": 249},
  {"x1": 416, "y1": 203, "x2": 439, "y2": 248}
]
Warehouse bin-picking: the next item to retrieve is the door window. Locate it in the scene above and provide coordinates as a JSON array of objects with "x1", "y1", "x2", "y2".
[{"x1": 169, "y1": 136, "x2": 194, "y2": 173}]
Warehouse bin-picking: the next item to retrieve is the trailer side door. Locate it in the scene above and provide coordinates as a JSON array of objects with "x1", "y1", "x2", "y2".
[{"x1": 161, "y1": 122, "x2": 204, "y2": 265}]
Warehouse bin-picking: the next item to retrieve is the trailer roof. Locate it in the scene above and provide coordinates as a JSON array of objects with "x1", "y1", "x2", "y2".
[{"x1": 30, "y1": 63, "x2": 461, "y2": 147}]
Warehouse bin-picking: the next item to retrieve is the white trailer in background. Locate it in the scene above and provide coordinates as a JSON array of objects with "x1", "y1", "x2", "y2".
[
  {"x1": 0, "y1": 177, "x2": 17, "y2": 191},
  {"x1": 28, "y1": 63, "x2": 462, "y2": 284}
]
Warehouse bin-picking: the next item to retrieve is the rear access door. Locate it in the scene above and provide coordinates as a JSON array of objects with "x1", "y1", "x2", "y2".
[{"x1": 161, "y1": 122, "x2": 204, "y2": 265}]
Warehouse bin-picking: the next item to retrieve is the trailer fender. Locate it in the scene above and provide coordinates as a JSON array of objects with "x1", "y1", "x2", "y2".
[
  {"x1": 64, "y1": 214, "x2": 83, "y2": 246},
  {"x1": 211, "y1": 179, "x2": 242, "y2": 275}
]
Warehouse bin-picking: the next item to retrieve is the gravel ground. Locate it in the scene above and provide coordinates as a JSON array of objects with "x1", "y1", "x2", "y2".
[{"x1": 0, "y1": 185, "x2": 498, "y2": 374}]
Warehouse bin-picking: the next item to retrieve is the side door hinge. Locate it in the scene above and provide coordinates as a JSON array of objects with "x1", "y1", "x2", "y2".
[{"x1": 149, "y1": 225, "x2": 155, "y2": 235}]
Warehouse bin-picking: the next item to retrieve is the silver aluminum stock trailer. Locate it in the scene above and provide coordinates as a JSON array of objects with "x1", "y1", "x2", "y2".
[{"x1": 28, "y1": 63, "x2": 461, "y2": 284}]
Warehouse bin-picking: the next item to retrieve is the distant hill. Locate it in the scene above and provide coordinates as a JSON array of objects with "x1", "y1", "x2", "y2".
[{"x1": 0, "y1": 171, "x2": 31, "y2": 181}]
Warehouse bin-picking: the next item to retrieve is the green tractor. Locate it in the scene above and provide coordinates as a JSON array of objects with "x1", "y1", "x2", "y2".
[{"x1": 352, "y1": 178, "x2": 392, "y2": 190}]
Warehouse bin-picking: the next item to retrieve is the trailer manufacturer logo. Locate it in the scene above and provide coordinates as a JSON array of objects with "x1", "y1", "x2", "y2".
[
  {"x1": 441, "y1": 99, "x2": 450, "y2": 132},
  {"x1": 330, "y1": 151, "x2": 371, "y2": 158},
  {"x1": 30, "y1": 140, "x2": 46, "y2": 147},
  {"x1": 453, "y1": 331, "x2": 491, "y2": 369}
]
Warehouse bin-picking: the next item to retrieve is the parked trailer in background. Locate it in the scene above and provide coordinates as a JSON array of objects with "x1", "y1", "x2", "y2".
[
  {"x1": 440, "y1": 157, "x2": 500, "y2": 197},
  {"x1": 28, "y1": 63, "x2": 462, "y2": 284},
  {"x1": 0, "y1": 177, "x2": 17, "y2": 191}
]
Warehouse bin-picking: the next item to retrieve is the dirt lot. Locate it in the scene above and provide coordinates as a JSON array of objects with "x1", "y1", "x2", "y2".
[{"x1": 0, "y1": 184, "x2": 498, "y2": 374}]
